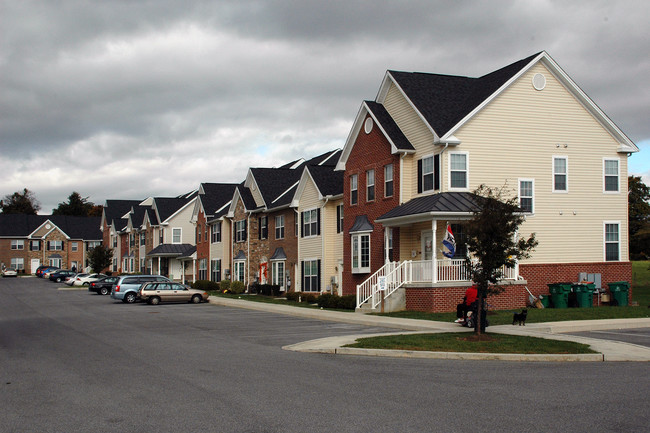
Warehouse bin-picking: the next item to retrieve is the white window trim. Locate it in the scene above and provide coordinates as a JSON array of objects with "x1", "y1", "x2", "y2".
[
  {"x1": 233, "y1": 260, "x2": 246, "y2": 282},
  {"x1": 420, "y1": 153, "x2": 435, "y2": 194},
  {"x1": 603, "y1": 157, "x2": 620, "y2": 194},
  {"x1": 552, "y1": 155, "x2": 568, "y2": 193},
  {"x1": 384, "y1": 164, "x2": 394, "y2": 198},
  {"x1": 302, "y1": 258, "x2": 319, "y2": 292},
  {"x1": 366, "y1": 169, "x2": 375, "y2": 202},
  {"x1": 603, "y1": 221, "x2": 621, "y2": 262},
  {"x1": 172, "y1": 227, "x2": 182, "y2": 244},
  {"x1": 302, "y1": 208, "x2": 318, "y2": 238},
  {"x1": 71, "y1": 242, "x2": 78, "y2": 252},
  {"x1": 271, "y1": 260, "x2": 286, "y2": 289},
  {"x1": 518, "y1": 178, "x2": 535, "y2": 215},
  {"x1": 11, "y1": 240, "x2": 24, "y2": 250},
  {"x1": 448, "y1": 151, "x2": 469, "y2": 191},
  {"x1": 351, "y1": 232, "x2": 371, "y2": 274},
  {"x1": 350, "y1": 174, "x2": 358, "y2": 205},
  {"x1": 275, "y1": 215, "x2": 285, "y2": 240}
]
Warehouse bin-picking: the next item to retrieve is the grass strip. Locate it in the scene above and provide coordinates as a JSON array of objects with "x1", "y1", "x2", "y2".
[{"x1": 344, "y1": 333, "x2": 597, "y2": 354}]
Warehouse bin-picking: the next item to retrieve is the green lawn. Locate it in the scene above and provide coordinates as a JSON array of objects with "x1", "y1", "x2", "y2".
[{"x1": 344, "y1": 333, "x2": 597, "y2": 354}]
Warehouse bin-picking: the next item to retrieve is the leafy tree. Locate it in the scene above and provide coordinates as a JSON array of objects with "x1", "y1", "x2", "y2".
[
  {"x1": 87, "y1": 245, "x2": 113, "y2": 274},
  {"x1": 629, "y1": 176, "x2": 650, "y2": 259},
  {"x1": 465, "y1": 184, "x2": 538, "y2": 335},
  {"x1": 1, "y1": 188, "x2": 41, "y2": 214},
  {"x1": 52, "y1": 192, "x2": 95, "y2": 216}
]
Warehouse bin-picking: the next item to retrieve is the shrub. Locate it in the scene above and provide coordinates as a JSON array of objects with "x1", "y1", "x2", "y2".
[
  {"x1": 303, "y1": 293, "x2": 317, "y2": 303},
  {"x1": 230, "y1": 280, "x2": 245, "y2": 294},
  {"x1": 285, "y1": 292, "x2": 300, "y2": 302},
  {"x1": 338, "y1": 295, "x2": 357, "y2": 310},
  {"x1": 219, "y1": 279, "x2": 231, "y2": 292},
  {"x1": 316, "y1": 293, "x2": 356, "y2": 310},
  {"x1": 192, "y1": 280, "x2": 219, "y2": 291}
]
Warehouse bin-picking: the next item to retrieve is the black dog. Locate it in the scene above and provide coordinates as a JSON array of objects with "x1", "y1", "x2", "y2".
[{"x1": 512, "y1": 309, "x2": 527, "y2": 326}]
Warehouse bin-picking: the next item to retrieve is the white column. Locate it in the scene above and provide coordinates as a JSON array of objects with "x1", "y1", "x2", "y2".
[
  {"x1": 192, "y1": 258, "x2": 196, "y2": 283},
  {"x1": 432, "y1": 219, "x2": 437, "y2": 284}
]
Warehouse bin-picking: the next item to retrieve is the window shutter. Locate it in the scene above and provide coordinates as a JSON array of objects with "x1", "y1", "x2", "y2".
[
  {"x1": 258, "y1": 218, "x2": 261, "y2": 240},
  {"x1": 47, "y1": 241, "x2": 50, "y2": 251},
  {"x1": 301, "y1": 261, "x2": 305, "y2": 291},
  {"x1": 336, "y1": 205, "x2": 341, "y2": 233},
  {"x1": 243, "y1": 220, "x2": 247, "y2": 241},
  {"x1": 61, "y1": 241, "x2": 64, "y2": 249},
  {"x1": 434, "y1": 154, "x2": 440, "y2": 190},
  {"x1": 417, "y1": 159, "x2": 423, "y2": 193},
  {"x1": 317, "y1": 260, "x2": 321, "y2": 291},
  {"x1": 300, "y1": 212, "x2": 305, "y2": 238},
  {"x1": 316, "y1": 208, "x2": 321, "y2": 236}
]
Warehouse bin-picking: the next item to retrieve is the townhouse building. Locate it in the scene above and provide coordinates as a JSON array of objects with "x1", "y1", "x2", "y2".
[
  {"x1": 335, "y1": 51, "x2": 638, "y2": 312},
  {"x1": 1, "y1": 214, "x2": 102, "y2": 273}
]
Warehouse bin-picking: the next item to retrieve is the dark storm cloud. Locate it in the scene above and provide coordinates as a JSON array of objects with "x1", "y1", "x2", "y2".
[{"x1": 1, "y1": 0, "x2": 648, "y2": 212}]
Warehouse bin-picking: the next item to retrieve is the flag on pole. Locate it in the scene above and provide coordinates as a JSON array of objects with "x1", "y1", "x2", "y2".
[{"x1": 442, "y1": 224, "x2": 456, "y2": 258}]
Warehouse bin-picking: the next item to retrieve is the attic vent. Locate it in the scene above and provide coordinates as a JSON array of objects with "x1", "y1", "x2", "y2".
[
  {"x1": 532, "y1": 73, "x2": 546, "y2": 91},
  {"x1": 364, "y1": 117, "x2": 373, "y2": 134}
]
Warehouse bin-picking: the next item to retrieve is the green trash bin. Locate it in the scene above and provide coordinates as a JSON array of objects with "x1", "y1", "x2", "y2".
[
  {"x1": 548, "y1": 283, "x2": 571, "y2": 309},
  {"x1": 573, "y1": 283, "x2": 595, "y2": 308},
  {"x1": 608, "y1": 281, "x2": 630, "y2": 307}
]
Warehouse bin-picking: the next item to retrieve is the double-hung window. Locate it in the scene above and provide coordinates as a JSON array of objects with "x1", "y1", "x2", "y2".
[
  {"x1": 275, "y1": 215, "x2": 284, "y2": 239},
  {"x1": 11, "y1": 240, "x2": 24, "y2": 250},
  {"x1": 604, "y1": 158, "x2": 619, "y2": 193},
  {"x1": 384, "y1": 164, "x2": 393, "y2": 197},
  {"x1": 449, "y1": 152, "x2": 468, "y2": 189},
  {"x1": 366, "y1": 169, "x2": 375, "y2": 201},
  {"x1": 553, "y1": 156, "x2": 568, "y2": 192},
  {"x1": 302, "y1": 209, "x2": 319, "y2": 237},
  {"x1": 11, "y1": 258, "x2": 24, "y2": 270},
  {"x1": 519, "y1": 179, "x2": 534, "y2": 214},
  {"x1": 604, "y1": 222, "x2": 620, "y2": 261},
  {"x1": 172, "y1": 228, "x2": 182, "y2": 244},
  {"x1": 272, "y1": 261, "x2": 285, "y2": 289},
  {"x1": 48, "y1": 240, "x2": 63, "y2": 251},
  {"x1": 71, "y1": 242, "x2": 78, "y2": 252},
  {"x1": 421, "y1": 156, "x2": 434, "y2": 192},
  {"x1": 198, "y1": 259, "x2": 208, "y2": 280},
  {"x1": 212, "y1": 222, "x2": 222, "y2": 243},
  {"x1": 351, "y1": 233, "x2": 370, "y2": 273},
  {"x1": 235, "y1": 220, "x2": 246, "y2": 243},
  {"x1": 30, "y1": 240, "x2": 40, "y2": 251},
  {"x1": 302, "y1": 259, "x2": 319, "y2": 292},
  {"x1": 211, "y1": 259, "x2": 221, "y2": 282},
  {"x1": 350, "y1": 174, "x2": 358, "y2": 205},
  {"x1": 258, "y1": 216, "x2": 268, "y2": 240},
  {"x1": 140, "y1": 232, "x2": 146, "y2": 246}
]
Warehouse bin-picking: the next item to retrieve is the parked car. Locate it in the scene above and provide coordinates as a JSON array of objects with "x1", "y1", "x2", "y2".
[
  {"x1": 110, "y1": 275, "x2": 170, "y2": 303},
  {"x1": 2, "y1": 267, "x2": 18, "y2": 277},
  {"x1": 37, "y1": 266, "x2": 60, "y2": 278},
  {"x1": 65, "y1": 273, "x2": 88, "y2": 286},
  {"x1": 88, "y1": 276, "x2": 120, "y2": 295},
  {"x1": 72, "y1": 273, "x2": 106, "y2": 286},
  {"x1": 49, "y1": 270, "x2": 77, "y2": 283},
  {"x1": 139, "y1": 282, "x2": 209, "y2": 305},
  {"x1": 42, "y1": 268, "x2": 61, "y2": 279}
]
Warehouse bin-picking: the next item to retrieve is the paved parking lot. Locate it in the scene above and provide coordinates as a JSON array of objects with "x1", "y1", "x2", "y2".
[
  {"x1": 2, "y1": 277, "x2": 649, "y2": 433},
  {"x1": 568, "y1": 328, "x2": 650, "y2": 347}
]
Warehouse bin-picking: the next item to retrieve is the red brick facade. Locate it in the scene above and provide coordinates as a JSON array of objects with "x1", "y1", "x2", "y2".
[
  {"x1": 268, "y1": 208, "x2": 298, "y2": 290},
  {"x1": 195, "y1": 210, "x2": 210, "y2": 279},
  {"x1": 342, "y1": 114, "x2": 401, "y2": 296}
]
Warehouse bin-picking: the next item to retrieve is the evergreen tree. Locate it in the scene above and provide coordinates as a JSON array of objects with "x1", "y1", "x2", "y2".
[
  {"x1": 1, "y1": 188, "x2": 41, "y2": 214},
  {"x1": 87, "y1": 245, "x2": 113, "y2": 274},
  {"x1": 52, "y1": 192, "x2": 95, "y2": 216}
]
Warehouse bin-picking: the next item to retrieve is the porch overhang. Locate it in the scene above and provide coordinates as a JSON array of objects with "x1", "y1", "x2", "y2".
[
  {"x1": 147, "y1": 244, "x2": 196, "y2": 258},
  {"x1": 375, "y1": 192, "x2": 479, "y2": 227}
]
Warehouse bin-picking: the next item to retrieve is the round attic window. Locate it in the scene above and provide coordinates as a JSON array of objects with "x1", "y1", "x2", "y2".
[
  {"x1": 45, "y1": 224, "x2": 51, "y2": 229},
  {"x1": 532, "y1": 73, "x2": 546, "y2": 91},
  {"x1": 364, "y1": 117, "x2": 373, "y2": 134}
]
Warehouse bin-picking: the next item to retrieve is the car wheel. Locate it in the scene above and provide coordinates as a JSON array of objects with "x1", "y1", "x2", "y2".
[
  {"x1": 124, "y1": 292, "x2": 137, "y2": 304},
  {"x1": 56, "y1": 277, "x2": 62, "y2": 282},
  {"x1": 83, "y1": 282, "x2": 89, "y2": 286},
  {"x1": 191, "y1": 294, "x2": 202, "y2": 304},
  {"x1": 149, "y1": 296, "x2": 160, "y2": 305},
  {"x1": 100, "y1": 287, "x2": 109, "y2": 295}
]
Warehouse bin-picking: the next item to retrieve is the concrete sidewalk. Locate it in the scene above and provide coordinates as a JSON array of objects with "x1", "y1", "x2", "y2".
[{"x1": 209, "y1": 296, "x2": 650, "y2": 362}]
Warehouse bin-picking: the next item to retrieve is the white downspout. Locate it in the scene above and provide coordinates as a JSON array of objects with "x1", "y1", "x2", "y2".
[
  {"x1": 432, "y1": 219, "x2": 438, "y2": 284},
  {"x1": 322, "y1": 196, "x2": 329, "y2": 293},
  {"x1": 399, "y1": 152, "x2": 407, "y2": 205}
]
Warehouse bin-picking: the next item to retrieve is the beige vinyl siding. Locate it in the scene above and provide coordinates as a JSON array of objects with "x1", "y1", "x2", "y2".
[
  {"x1": 322, "y1": 199, "x2": 343, "y2": 291},
  {"x1": 209, "y1": 219, "x2": 231, "y2": 265},
  {"x1": 399, "y1": 221, "x2": 449, "y2": 261},
  {"x1": 166, "y1": 202, "x2": 196, "y2": 244},
  {"x1": 453, "y1": 62, "x2": 628, "y2": 263},
  {"x1": 384, "y1": 83, "x2": 436, "y2": 201},
  {"x1": 400, "y1": 154, "x2": 414, "y2": 203},
  {"x1": 250, "y1": 185, "x2": 265, "y2": 208},
  {"x1": 298, "y1": 178, "x2": 322, "y2": 260}
]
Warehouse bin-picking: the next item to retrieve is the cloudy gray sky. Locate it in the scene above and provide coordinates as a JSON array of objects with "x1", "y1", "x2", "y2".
[{"x1": 1, "y1": 0, "x2": 649, "y2": 213}]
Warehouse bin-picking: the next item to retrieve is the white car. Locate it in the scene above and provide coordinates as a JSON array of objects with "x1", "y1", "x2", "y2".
[
  {"x1": 72, "y1": 273, "x2": 106, "y2": 286},
  {"x1": 2, "y1": 268, "x2": 18, "y2": 277},
  {"x1": 66, "y1": 273, "x2": 88, "y2": 285}
]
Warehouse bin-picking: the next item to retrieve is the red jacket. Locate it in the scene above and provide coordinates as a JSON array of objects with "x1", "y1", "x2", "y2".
[{"x1": 465, "y1": 285, "x2": 478, "y2": 306}]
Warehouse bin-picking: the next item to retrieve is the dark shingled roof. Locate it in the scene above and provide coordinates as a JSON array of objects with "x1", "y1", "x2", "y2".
[
  {"x1": 306, "y1": 165, "x2": 343, "y2": 197},
  {"x1": 270, "y1": 247, "x2": 287, "y2": 260},
  {"x1": 389, "y1": 52, "x2": 540, "y2": 137},
  {"x1": 0, "y1": 214, "x2": 102, "y2": 240},
  {"x1": 104, "y1": 199, "x2": 142, "y2": 231},
  {"x1": 365, "y1": 101, "x2": 414, "y2": 151},
  {"x1": 236, "y1": 183, "x2": 260, "y2": 212},
  {"x1": 377, "y1": 192, "x2": 479, "y2": 222},
  {"x1": 251, "y1": 167, "x2": 301, "y2": 209},
  {"x1": 200, "y1": 183, "x2": 238, "y2": 218},
  {"x1": 154, "y1": 197, "x2": 192, "y2": 222},
  {"x1": 147, "y1": 244, "x2": 196, "y2": 257}
]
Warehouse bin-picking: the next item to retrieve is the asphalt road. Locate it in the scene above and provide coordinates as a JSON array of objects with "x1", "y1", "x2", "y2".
[
  {"x1": 1, "y1": 277, "x2": 648, "y2": 433},
  {"x1": 567, "y1": 328, "x2": 650, "y2": 348}
]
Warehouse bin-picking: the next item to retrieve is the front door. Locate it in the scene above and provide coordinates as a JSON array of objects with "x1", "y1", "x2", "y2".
[
  {"x1": 30, "y1": 259, "x2": 40, "y2": 274},
  {"x1": 422, "y1": 231, "x2": 433, "y2": 260}
]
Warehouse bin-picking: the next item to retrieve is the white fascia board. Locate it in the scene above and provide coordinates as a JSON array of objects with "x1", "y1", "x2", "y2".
[
  {"x1": 214, "y1": 200, "x2": 232, "y2": 215},
  {"x1": 189, "y1": 198, "x2": 203, "y2": 224},
  {"x1": 139, "y1": 197, "x2": 154, "y2": 206},
  {"x1": 290, "y1": 158, "x2": 305, "y2": 169},
  {"x1": 336, "y1": 103, "x2": 368, "y2": 171},
  {"x1": 272, "y1": 180, "x2": 300, "y2": 206},
  {"x1": 291, "y1": 168, "x2": 322, "y2": 208},
  {"x1": 364, "y1": 101, "x2": 416, "y2": 155},
  {"x1": 318, "y1": 149, "x2": 341, "y2": 166},
  {"x1": 226, "y1": 189, "x2": 242, "y2": 218},
  {"x1": 376, "y1": 211, "x2": 474, "y2": 227}
]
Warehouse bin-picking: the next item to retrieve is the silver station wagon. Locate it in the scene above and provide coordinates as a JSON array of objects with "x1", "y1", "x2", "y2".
[{"x1": 139, "y1": 282, "x2": 209, "y2": 305}]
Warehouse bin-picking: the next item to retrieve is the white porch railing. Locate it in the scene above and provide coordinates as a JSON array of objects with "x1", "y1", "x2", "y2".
[{"x1": 356, "y1": 259, "x2": 518, "y2": 310}]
